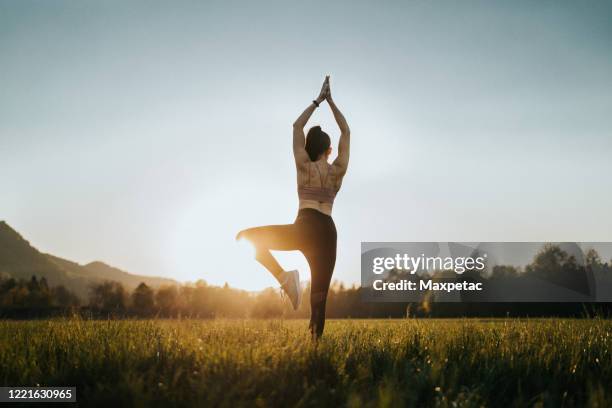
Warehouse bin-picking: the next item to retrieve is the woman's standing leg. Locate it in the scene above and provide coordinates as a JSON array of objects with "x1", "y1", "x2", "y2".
[{"x1": 304, "y1": 217, "x2": 337, "y2": 339}]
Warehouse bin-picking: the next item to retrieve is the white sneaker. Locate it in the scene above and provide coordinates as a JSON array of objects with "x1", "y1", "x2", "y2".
[{"x1": 281, "y1": 270, "x2": 301, "y2": 311}]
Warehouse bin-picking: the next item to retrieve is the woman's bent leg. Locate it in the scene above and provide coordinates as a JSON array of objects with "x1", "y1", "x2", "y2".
[{"x1": 237, "y1": 224, "x2": 302, "y2": 283}]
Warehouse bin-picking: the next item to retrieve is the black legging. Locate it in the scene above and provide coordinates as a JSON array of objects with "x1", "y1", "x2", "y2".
[{"x1": 241, "y1": 208, "x2": 337, "y2": 338}]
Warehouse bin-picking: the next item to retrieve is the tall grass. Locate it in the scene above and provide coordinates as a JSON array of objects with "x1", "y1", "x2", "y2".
[{"x1": 0, "y1": 319, "x2": 610, "y2": 407}]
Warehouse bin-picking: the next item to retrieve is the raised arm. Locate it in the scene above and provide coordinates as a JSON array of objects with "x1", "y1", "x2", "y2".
[
  {"x1": 328, "y1": 94, "x2": 350, "y2": 174},
  {"x1": 292, "y1": 76, "x2": 329, "y2": 169}
]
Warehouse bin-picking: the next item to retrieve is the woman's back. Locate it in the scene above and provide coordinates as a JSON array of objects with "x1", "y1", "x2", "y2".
[{"x1": 297, "y1": 159, "x2": 345, "y2": 216}]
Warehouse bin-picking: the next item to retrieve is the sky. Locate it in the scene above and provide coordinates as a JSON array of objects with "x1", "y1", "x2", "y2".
[{"x1": 2, "y1": 0, "x2": 612, "y2": 290}]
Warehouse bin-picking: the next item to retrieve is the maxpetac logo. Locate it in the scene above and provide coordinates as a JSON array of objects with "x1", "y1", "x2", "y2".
[{"x1": 361, "y1": 242, "x2": 612, "y2": 303}]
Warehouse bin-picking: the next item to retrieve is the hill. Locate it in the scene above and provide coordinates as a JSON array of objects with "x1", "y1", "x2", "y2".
[{"x1": 0, "y1": 221, "x2": 177, "y2": 299}]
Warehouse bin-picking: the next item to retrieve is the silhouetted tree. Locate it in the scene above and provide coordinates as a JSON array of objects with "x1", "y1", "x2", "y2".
[
  {"x1": 89, "y1": 281, "x2": 127, "y2": 312},
  {"x1": 52, "y1": 285, "x2": 80, "y2": 308},
  {"x1": 586, "y1": 249, "x2": 602, "y2": 268},
  {"x1": 525, "y1": 244, "x2": 581, "y2": 280},
  {"x1": 131, "y1": 282, "x2": 154, "y2": 315},
  {"x1": 27, "y1": 275, "x2": 39, "y2": 291},
  {"x1": 155, "y1": 285, "x2": 178, "y2": 316}
]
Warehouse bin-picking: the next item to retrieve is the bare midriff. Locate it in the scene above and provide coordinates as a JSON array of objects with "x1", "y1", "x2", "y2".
[{"x1": 299, "y1": 199, "x2": 333, "y2": 216}]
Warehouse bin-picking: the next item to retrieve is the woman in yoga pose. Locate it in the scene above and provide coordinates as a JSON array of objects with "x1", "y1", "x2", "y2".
[{"x1": 237, "y1": 76, "x2": 350, "y2": 339}]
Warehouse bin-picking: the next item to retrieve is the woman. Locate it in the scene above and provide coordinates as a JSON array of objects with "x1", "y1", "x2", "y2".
[{"x1": 237, "y1": 76, "x2": 350, "y2": 339}]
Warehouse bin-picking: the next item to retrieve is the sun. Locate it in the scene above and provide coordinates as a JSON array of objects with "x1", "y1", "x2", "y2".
[{"x1": 166, "y1": 180, "x2": 310, "y2": 291}]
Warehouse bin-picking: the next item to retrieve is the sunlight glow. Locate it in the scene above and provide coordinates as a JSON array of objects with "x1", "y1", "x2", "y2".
[
  {"x1": 165, "y1": 179, "x2": 311, "y2": 290},
  {"x1": 236, "y1": 236, "x2": 256, "y2": 260}
]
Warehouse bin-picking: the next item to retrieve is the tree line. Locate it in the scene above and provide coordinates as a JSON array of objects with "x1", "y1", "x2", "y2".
[{"x1": 1, "y1": 245, "x2": 612, "y2": 318}]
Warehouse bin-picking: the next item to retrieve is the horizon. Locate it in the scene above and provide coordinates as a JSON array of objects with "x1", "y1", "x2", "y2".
[
  {"x1": 4, "y1": 219, "x2": 612, "y2": 294},
  {"x1": 2, "y1": 0, "x2": 612, "y2": 290}
]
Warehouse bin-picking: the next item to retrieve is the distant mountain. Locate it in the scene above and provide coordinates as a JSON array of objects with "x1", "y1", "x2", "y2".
[
  {"x1": 0, "y1": 221, "x2": 178, "y2": 299},
  {"x1": 83, "y1": 261, "x2": 176, "y2": 290}
]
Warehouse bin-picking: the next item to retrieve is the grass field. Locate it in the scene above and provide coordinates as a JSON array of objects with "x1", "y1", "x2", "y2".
[{"x1": 0, "y1": 319, "x2": 611, "y2": 407}]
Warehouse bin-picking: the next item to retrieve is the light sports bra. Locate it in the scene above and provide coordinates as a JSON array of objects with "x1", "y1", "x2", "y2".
[{"x1": 298, "y1": 162, "x2": 338, "y2": 204}]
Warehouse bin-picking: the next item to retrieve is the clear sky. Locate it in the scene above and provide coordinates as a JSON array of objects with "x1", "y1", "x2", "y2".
[{"x1": 2, "y1": 0, "x2": 612, "y2": 290}]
